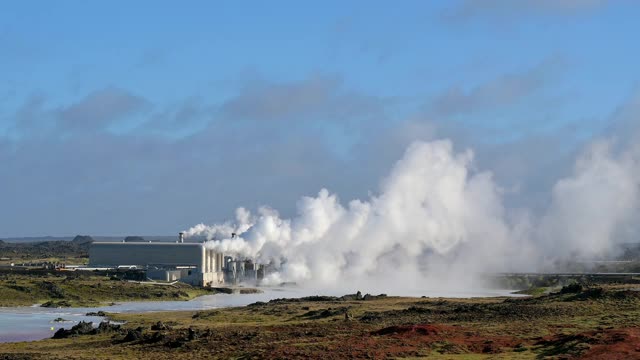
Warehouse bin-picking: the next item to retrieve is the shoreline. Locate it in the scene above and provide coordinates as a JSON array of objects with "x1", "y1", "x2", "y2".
[{"x1": 0, "y1": 283, "x2": 638, "y2": 358}]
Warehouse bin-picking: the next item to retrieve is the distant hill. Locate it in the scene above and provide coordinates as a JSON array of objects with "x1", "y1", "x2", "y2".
[
  {"x1": 0, "y1": 235, "x2": 94, "y2": 262},
  {"x1": 71, "y1": 235, "x2": 94, "y2": 245},
  {"x1": 0, "y1": 235, "x2": 208, "y2": 244},
  {"x1": 0, "y1": 235, "x2": 188, "y2": 243},
  {"x1": 124, "y1": 236, "x2": 146, "y2": 242},
  {"x1": 0, "y1": 236, "x2": 74, "y2": 243}
]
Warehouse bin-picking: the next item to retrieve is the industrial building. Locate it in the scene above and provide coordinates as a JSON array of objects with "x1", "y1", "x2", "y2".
[{"x1": 89, "y1": 233, "x2": 265, "y2": 286}]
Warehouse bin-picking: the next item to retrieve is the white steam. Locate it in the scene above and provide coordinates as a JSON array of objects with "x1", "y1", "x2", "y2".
[
  {"x1": 185, "y1": 137, "x2": 640, "y2": 291},
  {"x1": 538, "y1": 139, "x2": 640, "y2": 259}
]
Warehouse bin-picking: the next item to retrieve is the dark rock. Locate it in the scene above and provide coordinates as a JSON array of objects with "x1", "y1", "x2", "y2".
[
  {"x1": 52, "y1": 328, "x2": 67, "y2": 339},
  {"x1": 568, "y1": 287, "x2": 605, "y2": 301},
  {"x1": 52, "y1": 321, "x2": 94, "y2": 339},
  {"x1": 188, "y1": 327, "x2": 198, "y2": 341},
  {"x1": 123, "y1": 329, "x2": 143, "y2": 342},
  {"x1": 210, "y1": 287, "x2": 234, "y2": 294},
  {"x1": 560, "y1": 283, "x2": 583, "y2": 294},
  {"x1": 239, "y1": 288, "x2": 262, "y2": 294},
  {"x1": 144, "y1": 331, "x2": 167, "y2": 344},
  {"x1": 363, "y1": 293, "x2": 388, "y2": 301},
  {"x1": 41, "y1": 300, "x2": 71, "y2": 308},
  {"x1": 38, "y1": 281, "x2": 65, "y2": 298},
  {"x1": 151, "y1": 321, "x2": 171, "y2": 331},
  {"x1": 341, "y1": 291, "x2": 385, "y2": 301},
  {"x1": 96, "y1": 321, "x2": 120, "y2": 333},
  {"x1": 85, "y1": 311, "x2": 107, "y2": 317},
  {"x1": 341, "y1": 291, "x2": 363, "y2": 301}
]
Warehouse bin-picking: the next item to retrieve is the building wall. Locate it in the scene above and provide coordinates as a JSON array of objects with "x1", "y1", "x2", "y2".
[
  {"x1": 90, "y1": 242, "x2": 227, "y2": 287},
  {"x1": 89, "y1": 242, "x2": 204, "y2": 267},
  {"x1": 147, "y1": 269, "x2": 184, "y2": 282},
  {"x1": 181, "y1": 270, "x2": 225, "y2": 286}
]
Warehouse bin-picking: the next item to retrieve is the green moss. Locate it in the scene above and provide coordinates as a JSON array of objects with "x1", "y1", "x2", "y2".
[{"x1": 0, "y1": 273, "x2": 212, "y2": 307}]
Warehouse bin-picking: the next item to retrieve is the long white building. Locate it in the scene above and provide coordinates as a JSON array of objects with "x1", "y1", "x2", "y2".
[{"x1": 89, "y1": 238, "x2": 225, "y2": 286}]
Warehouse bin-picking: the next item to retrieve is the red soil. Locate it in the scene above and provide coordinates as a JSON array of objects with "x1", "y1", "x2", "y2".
[
  {"x1": 370, "y1": 324, "x2": 451, "y2": 336},
  {"x1": 258, "y1": 323, "x2": 640, "y2": 358},
  {"x1": 540, "y1": 327, "x2": 640, "y2": 360},
  {"x1": 369, "y1": 323, "x2": 522, "y2": 355}
]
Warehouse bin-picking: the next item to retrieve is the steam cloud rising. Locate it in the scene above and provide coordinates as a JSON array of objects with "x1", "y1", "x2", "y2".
[{"x1": 185, "y1": 136, "x2": 640, "y2": 292}]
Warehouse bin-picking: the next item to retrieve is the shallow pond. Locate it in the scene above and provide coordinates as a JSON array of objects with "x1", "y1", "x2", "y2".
[{"x1": 0, "y1": 287, "x2": 517, "y2": 343}]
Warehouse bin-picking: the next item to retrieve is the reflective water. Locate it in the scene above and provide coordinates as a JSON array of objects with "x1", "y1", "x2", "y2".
[
  {"x1": 0, "y1": 287, "x2": 517, "y2": 343},
  {"x1": 0, "y1": 311, "x2": 105, "y2": 343}
]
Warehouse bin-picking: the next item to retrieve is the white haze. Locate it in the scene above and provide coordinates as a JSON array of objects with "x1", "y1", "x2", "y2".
[{"x1": 184, "y1": 136, "x2": 640, "y2": 292}]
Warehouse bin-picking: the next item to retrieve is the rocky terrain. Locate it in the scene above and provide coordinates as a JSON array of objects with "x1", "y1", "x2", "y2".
[{"x1": 1, "y1": 283, "x2": 639, "y2": 359}]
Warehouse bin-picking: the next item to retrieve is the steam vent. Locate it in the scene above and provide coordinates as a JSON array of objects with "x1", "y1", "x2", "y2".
[{"x1": 89, "y1": 234, "x2": 265, "y2": 286}]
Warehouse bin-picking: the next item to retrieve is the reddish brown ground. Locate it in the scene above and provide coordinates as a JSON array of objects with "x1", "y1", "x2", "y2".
[
  {"x1": 248, "y1": 322, "x2": 524, "y2": 359},
  {"x1": 538, "y1": 327, "x2": 640, "y2": 360},
  {"x1": 370, "y1": 323, "x2": 523, "y2": 355},
  {"x1": 260, "y1": 323, "x2": 640, "y2": 359}
]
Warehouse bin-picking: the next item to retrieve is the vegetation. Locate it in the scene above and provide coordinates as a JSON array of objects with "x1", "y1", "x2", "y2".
[
  {"x1": 0, "y1": 235, "x2": 92, "y2": 265},
  {"x1": 1, "y1": 283, "x2": 640, "y2": 359},
  {"x1": 0, "y1": 273, "x2": 214, "y2": 307}
]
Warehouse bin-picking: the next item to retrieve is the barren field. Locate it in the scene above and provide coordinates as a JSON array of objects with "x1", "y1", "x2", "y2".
[{"x1": 1, "y1": 283, "x2": 639, "y2": 359}]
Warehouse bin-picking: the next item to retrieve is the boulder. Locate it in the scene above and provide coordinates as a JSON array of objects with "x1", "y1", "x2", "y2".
[
  {"x1": 123, "y1": 329, "x2": 143, "y2": 342},
  {"x1": 151, "y1": 321, "x2": 171, "y2": 331},
  {"x1": 52, "y1": 321, "x2": 94, "y2": 339}
]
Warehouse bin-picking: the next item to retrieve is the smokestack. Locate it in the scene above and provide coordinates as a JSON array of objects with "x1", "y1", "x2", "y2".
[{"x1": 179, "y1": 232, "x2": 184, "y2": 243}]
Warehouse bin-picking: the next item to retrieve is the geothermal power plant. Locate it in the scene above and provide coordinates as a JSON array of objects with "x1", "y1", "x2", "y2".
[{"x1": 88, "y1": 233, "x2": 265, "y2": 286}]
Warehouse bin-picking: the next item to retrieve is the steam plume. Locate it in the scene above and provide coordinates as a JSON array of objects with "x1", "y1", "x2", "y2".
[{"x1": 185, "y1": 136, "x2": 640, "y2": 291}]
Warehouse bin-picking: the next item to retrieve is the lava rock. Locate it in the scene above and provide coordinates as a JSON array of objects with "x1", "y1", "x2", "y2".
[
  {"x1": 123, "y1": 329, "x2": 143, "y2": 342},
  {"x1": 52, "y1": 321, "x2": 94, "y2": 339},
  {"x1": 96, "y1": 321, "x2": 120, "y2": 333},
  {"x1": 86, "y1": 311, "x2": 107, "y2": 317},
  {"x1": 188, "y1": 327, "x2": 199, "y2": 341},
  {"x1": 151, "y1": 321, "x2": 171, "y2": 331}
]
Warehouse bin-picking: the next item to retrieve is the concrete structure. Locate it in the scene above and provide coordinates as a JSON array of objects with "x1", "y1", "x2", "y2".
[
  {"x1": 224, "y1": 258, "x2": 267, "y2": 284},
  {"x1": 89, "y1": 233, "x2": 273, "y2": 287},
  {"x1": 89, "y1": 239, "x2": 225, "y2": 286}
]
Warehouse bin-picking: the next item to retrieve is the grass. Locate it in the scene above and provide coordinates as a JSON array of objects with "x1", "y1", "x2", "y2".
[
  {"x1": 1, "y1": 283, "x2": 640, "y2": 359},
  {"x1": 0, "y1": 273, "x2": 213, "y2": 307}
]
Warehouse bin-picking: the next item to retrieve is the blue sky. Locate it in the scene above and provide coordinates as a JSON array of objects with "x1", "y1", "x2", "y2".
[{"x1": 1, "y1": 0, "x2": 639, "y2": 237}]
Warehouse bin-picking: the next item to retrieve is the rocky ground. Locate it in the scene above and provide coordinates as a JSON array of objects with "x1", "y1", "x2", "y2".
[
  {"x1": 1, "y1": 283, "x2": 639, "y2": 359},
  {"x1": 0, "y1": 272, "x2": 214, "y2": 307}
]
